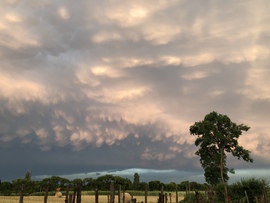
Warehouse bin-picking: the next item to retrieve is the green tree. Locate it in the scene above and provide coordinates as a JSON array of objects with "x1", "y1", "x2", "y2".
[
  {"x1": 139, "y1": 182, "x2": 148, "y2": 191},
  {"x1": 17, "y1": 171, "x2": 32, "y2": 203},
  {"x1": 95, "y1": 175, "x2": 131, "y2": 190},
  {"x1": 40, "y1": 176, "x2": 70, "y2": 191},
  {"x1": 96, "y1": 175, "x2": 114, "y2": 190},
  {"x1": 83, "y1": 178, "x2": 96, "y2": 190},
  {"x1": 0, "y1": 181, "x2": 12, "y2": 195},
  {"x1": 178, "y1": 181, "x2": 189, "y2": 191},
  {"x1": 189, "y1": 181, "x2": 206, "y2": 191},
  {"x1": 133, "y1": 173, "x2": 140, "y2": 190},
  {"x1": 115, "y1": 177, "x2": 132, "y2": 190},
  {"x1": 190, "y1": 111, "x2": 253, "y2": 202},
  {"x1": 148, "y1": 180, "x2": 162, "y2": 191},
  {"x1": 165, "y1": 182, "x2": 176, "y2": 191}
]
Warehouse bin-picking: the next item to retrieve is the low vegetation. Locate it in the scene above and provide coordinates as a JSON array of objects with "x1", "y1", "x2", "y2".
[{"x1": 0, "y1": 176, "x2": 269, "y2": 203}]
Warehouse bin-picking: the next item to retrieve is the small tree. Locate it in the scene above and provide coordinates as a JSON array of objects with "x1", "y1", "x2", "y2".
[
  {"x1": 190, "y1": 111, "x2": 253, "y2": 203},
  {"x1": 133, "y1": 173, "x2": 140, "y2": 190},
  {"x1": 19, "y1": 171, "x2": 32, "y2": 203}
]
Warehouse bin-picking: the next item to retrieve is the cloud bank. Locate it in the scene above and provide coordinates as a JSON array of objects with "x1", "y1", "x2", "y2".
[{"x1": 0, "y1": 0, "x2": 270, "y2": 181}]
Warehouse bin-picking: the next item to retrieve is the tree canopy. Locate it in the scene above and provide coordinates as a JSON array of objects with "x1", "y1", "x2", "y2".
[
  {"x1": 189, "y1": 111, "x2": 253, "y2": 185},
  {"x1": 133, "y1": 173, "x2": 140, "y2": 190}
]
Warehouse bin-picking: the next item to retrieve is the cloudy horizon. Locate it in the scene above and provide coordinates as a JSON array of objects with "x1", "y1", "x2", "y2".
[{"x1": 1, "y1": 0, "x2": 270, "y2": 183}]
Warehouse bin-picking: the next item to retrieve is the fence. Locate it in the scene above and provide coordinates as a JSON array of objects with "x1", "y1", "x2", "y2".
[{"x1": 6, "y1": 183, "x2": 183, "y2": 203}]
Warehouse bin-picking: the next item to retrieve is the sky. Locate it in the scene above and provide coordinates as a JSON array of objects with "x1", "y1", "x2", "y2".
[{"x1": 0, "y1": 0, "x2": 270, "y2": 184}]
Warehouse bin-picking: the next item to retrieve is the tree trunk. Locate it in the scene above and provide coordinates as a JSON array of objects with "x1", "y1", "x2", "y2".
[
  {"x1": 220, "y1": 148, "x2": 229, "y2": 203},
  {"x1": 76, "y1": 184, "x2": 81, "y2": 203},
  {"x1": 19, "y1": 185, "x2": 24, "y2": 203},
  {"x1": 44, "y1": 186, "x2": 49, "y2": 203}
]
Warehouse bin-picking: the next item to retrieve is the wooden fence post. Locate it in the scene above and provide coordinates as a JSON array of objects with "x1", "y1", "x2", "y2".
[
  {"x1": 195, "y1": 191, "x2": 202, "y2": 203},
  {"x1": 123, "y1": 188, "x2": 126, "y2": 203},
  {"x1": 188, "y1": 182, "x2": 191, "y2": 203},
  {"x1": 95, "y1": 188, "x2": 99, "y2": 203},
  {"x1": 175, "y1": 186, "x2": 178, "y2": 203},
  {"x1": 185, "y1": 184, "x2": 188, "y2": 201},
  {"x1": 65, "y1": 186, "x2": 69, "y2": 203},
  {"x1": 158, "y1": 186, "x2": 164, "y2": 203},
  {"x1": 110, "y1": 182, "x2": 115, "y2": 203},
  {"x1": 68, "y1": 194, "x2": 73, "y2": 203},
  {"x1": 76, "y1": 184, "x2": 81, "y2": 203},
  {"x1": 44, "y1": 186, "x2": 49, "y2": 203},
  {"x1": 130, "y1": 195, "x2": 136, "y2": 203},
  {"x1": 118, "y1": 185, "x2": 121, "y2": 203},
  {"x1": 19, "y1": 185, "x2": 24, "y2": 203},
  {"x1": 145, "y1": 184, "x2": 148, "y2": 203},
  {"x1": 72, "y1": 185, "x2": 77, "y2": 203}
]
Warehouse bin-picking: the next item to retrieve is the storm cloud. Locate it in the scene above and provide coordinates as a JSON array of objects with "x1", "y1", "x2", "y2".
[{"x1": 0, "y1": 0, "x2": 270, "y2": 182}]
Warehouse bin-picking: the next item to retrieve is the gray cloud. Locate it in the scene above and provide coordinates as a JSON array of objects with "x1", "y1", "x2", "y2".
[{"x1": 0, "y1": 0, "x2": 270, "y2": 181}]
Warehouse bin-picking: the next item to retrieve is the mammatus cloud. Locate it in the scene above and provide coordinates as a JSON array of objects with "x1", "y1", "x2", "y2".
[{"x1": 0, "y1": 0, "x2": 270, "y2": 180}]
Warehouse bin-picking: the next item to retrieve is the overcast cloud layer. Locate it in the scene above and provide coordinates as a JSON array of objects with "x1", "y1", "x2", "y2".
[{"x1": 1, "y1": 0, "x2": 270, "y2": 182}]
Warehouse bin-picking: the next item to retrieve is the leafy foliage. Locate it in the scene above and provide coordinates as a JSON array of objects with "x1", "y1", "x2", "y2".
[
  {"x1": 95, "y1": 174, "x2": 132, "y2": 190},
  {"x1": 40, "y1": 176, "x2": 70, "y2": 191},
  {"x1": 190, "y1": 111, "x2": 253, "y2": 185},
  {"x1": 4, "y1": 172, "x2": 269, "y2": 203},
  {"x1": 180, "y1": 191, "x2": 209, "y2": 203},
  {"x1": 148, "y1": 180, "x2": 164, "y2": 191},
  {"x1": 229, "y1": 177, "x2": 268, "y2": 203},
  {"x1": 133, "y1": 173, "x2": 140, "y2": 190}
]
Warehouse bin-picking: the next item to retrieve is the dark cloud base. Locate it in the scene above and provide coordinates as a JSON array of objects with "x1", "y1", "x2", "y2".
[{"x1": 0, "y1": 0, "x2": 270, "y2": 183}]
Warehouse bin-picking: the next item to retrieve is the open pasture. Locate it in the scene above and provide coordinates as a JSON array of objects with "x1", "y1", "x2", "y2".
[{"x1": 0, "y1": 193, "x2": 184, "y2": 203}]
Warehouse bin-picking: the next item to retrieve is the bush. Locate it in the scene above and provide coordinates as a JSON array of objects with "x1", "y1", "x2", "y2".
[
  {"x1": 229, "y1": 177, "x2": 268, "y2": 203},
  {"x1": 180, "y1": 191, "x2": 209, "y2": 203}
]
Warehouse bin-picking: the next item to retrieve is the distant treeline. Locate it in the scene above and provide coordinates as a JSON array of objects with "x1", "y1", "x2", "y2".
[
  {"x1": 0, "y1": 173, "x2": 207, "y2": 195},
  {"x1": 1, "y1": 173, "x2": 269, "y2": 203}
]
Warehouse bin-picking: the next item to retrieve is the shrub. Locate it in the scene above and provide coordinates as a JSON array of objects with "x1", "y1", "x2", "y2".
[
  {"x1": 229, "y1": 177, "x2": 268, "y2": 203},
  {"x1": 180, "y1": 191, "x2": 210, "y2": 203}
]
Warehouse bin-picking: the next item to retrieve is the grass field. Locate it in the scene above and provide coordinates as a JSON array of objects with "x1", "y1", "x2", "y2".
[{"x1": 0, "y1": 193, "x2": 185, "y2": 203}]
